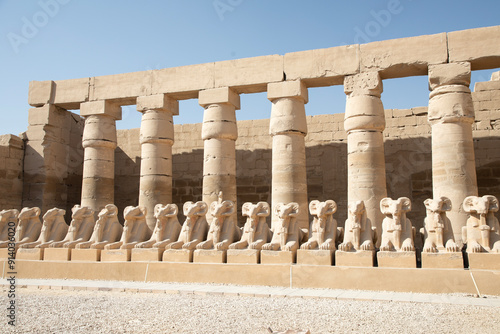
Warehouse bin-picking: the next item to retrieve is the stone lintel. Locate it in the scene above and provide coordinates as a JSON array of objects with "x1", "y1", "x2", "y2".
[
  {"x1": 136, "y1": 94, "x2": 179, "y2": 115},
  {"x1": 198, "y1": 87, "x2": 240, "y2": 110},
  {"x1": 28, "y1": 80, "x2": 55, "y2": 107},
  {"x1": 344, "y1": 72, "x2": 383, "y2": 97},
  {"x1": 428, "y1": 62, "x2": 471, "y2": 90},
  {"x1": 267, "y1": 80, "x2": 308, "y2": 103},
  {"x1": 80, "y1": 100, "x2": 122, "y2": 120}
]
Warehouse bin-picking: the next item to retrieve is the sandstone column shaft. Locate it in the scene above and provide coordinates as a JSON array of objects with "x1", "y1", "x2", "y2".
[
  {"x1": 199, "y1": 87, "x2": 240, "y2": 223},
  {"x1": 428, "y1": 62, "x2": 478, "y2": 247},
  {"x1": 344, "y1": 72, "x2": 387, "y2": 247},
  {"x1": 268, "y1": 80, "x2": 309, "y2": 230},
  {"x1": 137, "y1": 94, "x2": 178, "y2": 231},
  {"x1": 80, "y1": 101, "x2": 121, "y2": 213}
]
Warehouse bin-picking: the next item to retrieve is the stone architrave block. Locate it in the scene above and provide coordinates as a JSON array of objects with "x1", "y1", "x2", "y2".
[
  {"x1": 284, "y1": 45, "x2": 359, "y2": 86},
  {"x1": 421, "y1": 252, "x2": 464, "y2": 269},
  {"x1": 152, "y1": 63, "x2": 215, "y2": 99},
  {"x1": 377, "y1": 251, "x2": 416, "y2": 268},
  {"x1": 226, "y1": 249, "x2": 260, "y2": 264},
  {"x1": 162, "y1": 249, "x2": 193, "y2": 263},
  {"x1": 53, "y1": 78, "x2": 90, "y2": 109},
  {"x1": 448, "y1": 26, "x2": 500, "y2": 70},
  {"x1": 260, "y1": 250, "x2": 295, "y2": 264},
  {"x1": 91, "y1": 71, "x2": 152, "y2": 103},
  {"x1": 100, "y1": 249, "x2": 131, "y2": 262},
  {"x1": 28, "y1": 80, "x2": 54, "y2": 107},
  {"x1": 467, "y1": 253, "x2": 500, "y2": 270},
  {"x1": 43, "y1": 248, "x2": 71, "y2": 261},
  {"x1": 131, "y1": 248, "x2": 163, "y2": 262},
  {"x1": 296, "y1": 249, "x2": 334, "y2": 266},
  {"x1": 360, "y1": 33, "x2": 448, "y2": 79},
  {"x1": 71, "y1": 249, "x2": 101, "y2": 262},
  {"x1": 214, "y1": 55, "x2": 284, "y2": 93},
  {"x1": 335, "y1": 250, "x2": 375, "y2": 267},
  {"x1": 16, "y1": 248, "x2": 44, "y2": 261},
  {"x1": 193, "y1": 249, "x2": 226, "y2": 264}
]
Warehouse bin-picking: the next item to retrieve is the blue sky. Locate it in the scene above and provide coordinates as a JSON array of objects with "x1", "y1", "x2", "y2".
[{"x1": 0, "y1": 0, "x2": 499, "y2": 136}]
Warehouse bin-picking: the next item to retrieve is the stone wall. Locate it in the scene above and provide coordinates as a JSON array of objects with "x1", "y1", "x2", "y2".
[
  {"x1": 0, "y1": 135, "x2": 24, "y2": 210},
  {"x1": 110, "y1": 76, "x2": 500, "y2": 236}
]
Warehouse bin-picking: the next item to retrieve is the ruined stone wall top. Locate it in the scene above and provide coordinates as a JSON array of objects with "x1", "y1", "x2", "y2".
[{"x1": 28, "y1": 26, "x2": 500, "y2": 110}]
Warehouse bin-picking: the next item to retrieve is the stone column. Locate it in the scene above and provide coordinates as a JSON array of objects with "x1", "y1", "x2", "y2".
[
  {"x1": 136, "y1": 94, "x2": 178, "y2": 231},
  {"x1": 344, "y1": 72, "x2": 387, "y2": 247},
  {"x1": 199, "y1": 87, "x2": 239, "y2": 223},
  {"x1": 268, "y1": 80, "x2": 309, "y2": 230},
  {"x1": 428, "y1": 62, "x2": 478, "y2": 247},
  {"x1": 80, "y1": 101, "x2": 121, "y2": 213}
]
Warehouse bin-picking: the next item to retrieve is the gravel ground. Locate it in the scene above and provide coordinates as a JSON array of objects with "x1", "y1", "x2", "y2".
[{"x1": 2, "y1": 288, "x2": 500, "y2": 334}]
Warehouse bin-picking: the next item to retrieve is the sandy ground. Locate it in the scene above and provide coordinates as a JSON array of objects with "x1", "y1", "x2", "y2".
[{"x1": 1, "y1": 288, "x2": 499, "y2": 333}]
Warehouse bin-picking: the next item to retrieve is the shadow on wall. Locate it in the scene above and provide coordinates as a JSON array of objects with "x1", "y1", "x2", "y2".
[{"x1": 110, "y1": 136, "x2": 500, "y2": 244}]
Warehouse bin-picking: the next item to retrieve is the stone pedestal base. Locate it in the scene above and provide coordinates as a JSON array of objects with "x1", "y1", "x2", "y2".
[
  {"x1": 377, "y1": 251, "x2": 416, "y2": 268},
  {"x1": 335, "y1": 250, "x2": 375, "y2": 267},
  {"x1": 260, "y1": 250, "x2": 295, "y2": 264},
  {"x1": 468, "y1": 252, "x2": 500, "y2": 270},
  {"x1": 131, "y1": 248, "x2": 163, "y2": 262},
  {"x1": 162, "y1": 249, "x2": 193, "y2": 262},
  {"x1": 71, "y1": 249, "x2": 101, "y2": 262},
  {"x1": 16, "y1": 248, "x2": 44, "y2": 260},
  {"x1": 101, "y1": 249, "x2": 131, "y2": 262},
  {"x1": 421, "y1": 252, "x2": 463, "y2": 269},
  {"x1": 0, "y1": 249, "x2": 10, "y2": 259},
  {"x1": 44, "y1": 248, "x2": 71, "y2": 261},
  {"x1": 193, "y1": 249, "x2": 226, "y2": 263},
  {"x1": 226, "y1": 249, "x2": 260, "y2": 264},
  {"x1": 297, "y1": 249, "x2": 334, "y2": 266}
]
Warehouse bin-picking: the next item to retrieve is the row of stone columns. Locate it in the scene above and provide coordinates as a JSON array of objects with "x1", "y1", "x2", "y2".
[{"x1": 77, "y1": 62, "x2": 478, "y2": 247}]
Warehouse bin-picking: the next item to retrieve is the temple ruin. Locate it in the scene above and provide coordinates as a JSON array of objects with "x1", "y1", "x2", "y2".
[{"x1": 1, "y1": 25, "x2": 499, "y2": 295}]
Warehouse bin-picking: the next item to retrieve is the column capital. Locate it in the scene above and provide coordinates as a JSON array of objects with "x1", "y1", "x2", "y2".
[
  {"x1": 344, "y1": 72, "x2": 383, "y2": 97},
  {"x1": 428, "y1": 62, "x2": 471, "y2": 91},
  {"x1": 80, "y1": 100, "x2": 122, "y2": 120},
  {"x1": 136, "y1": 94, "x2": 179, "y2": 115},
  {"x1": 267, "y1": 80, "x2": 308, "y2": 103},
  {"x1": 199, "y1": 87, "x2": 240, "y2": 110}
]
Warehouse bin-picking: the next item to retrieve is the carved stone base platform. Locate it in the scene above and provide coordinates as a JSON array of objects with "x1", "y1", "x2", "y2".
[
  {"x1": 335, "y1": 250, "x2": 375, "y2": 267},
  {"x1": 162, "y1": 249, "x2": 193, "y2": 262},
  {"x1": 468, "y1": 252, "x2": 500, "y2": 270},
  {"x1": 377, "y1": 251, "x2": 416, "y2": 268},
  {"x1": 226, "y1": 249, "x2": 260, "y2": 264},
  {"x1": 71, "y1": 249, "x2": 101, "y2": 262},
  {"x1": 101, "y1": 249, "x2": 131, "y2": 262},
  {"x1": 260, "y1": 250, "x2": 296, "y2": 264},
  {"x1": 131, "y1": 248, "x2": 163, "y2": 262},
  {"x1": 9, "y1": 259, "x2": 500, "y2": 296},
  {"x1": 421, "y1": 252, "x2": 463, "y2": 269},
  {"x1": 296, "y1": 249, "x2": 334, "y2": 266},
  {"x1": 16, "y1": 248, "x2": 43, "y2": 260},
  {"x1": 0, "y1": 249, "x2": 10, "y2": 259},
  {"x1": 44, "y1": 248, "x2": 71, "y2": 261},
  {"x1": 193, "y1": 249, "x2": 226, "y2": 263}
]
